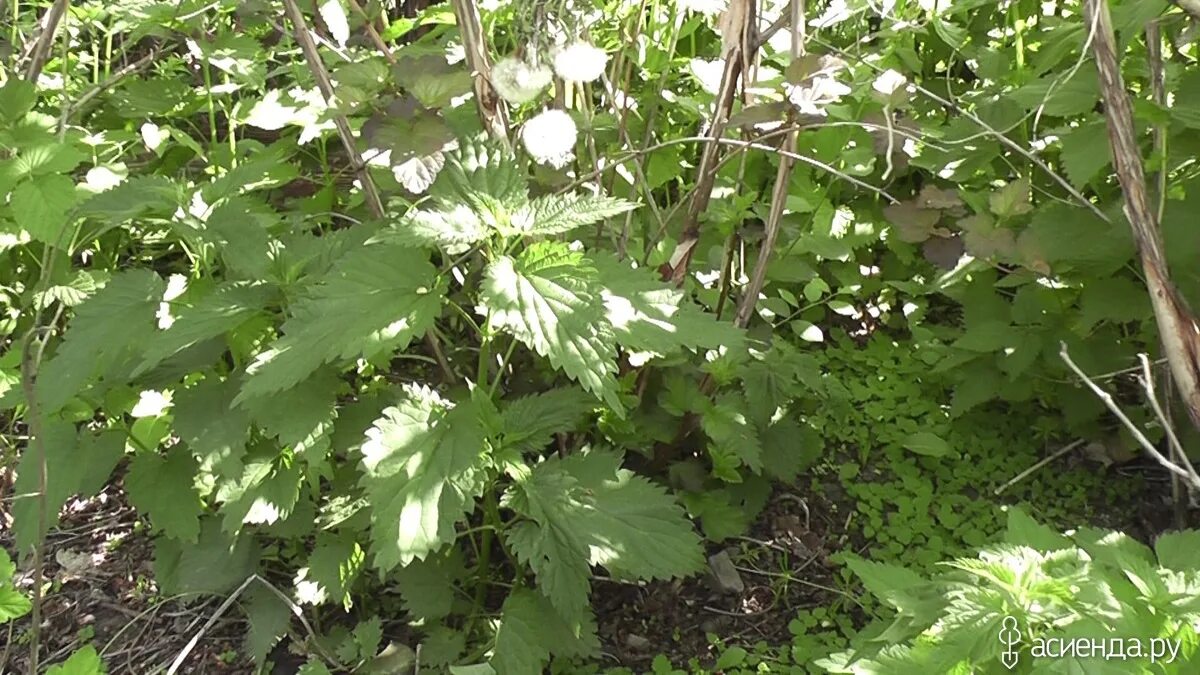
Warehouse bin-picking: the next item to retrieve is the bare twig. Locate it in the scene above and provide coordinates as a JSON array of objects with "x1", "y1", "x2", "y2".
[
  {"x1": 281, "y1": 0, "x2": 385, "y2": 218},
  {"x1": 994, "y1": 439, "x2": 1086, "y2": 495},
  {"x1": 733, "y1": 0, "x2": 804, "y2": 329},
  {"x1": 23, "y1": 0, "x2": 68, "y2": 83},
  {"x1": 346, "y1": 0, "x2": 397, "y2": 63},
  {"x1": 1060, "y1": 344, "x2": 1200, "y2": 491},
  {"x1": 449, "y1": 0, "x2": 508, "y2": 140}
]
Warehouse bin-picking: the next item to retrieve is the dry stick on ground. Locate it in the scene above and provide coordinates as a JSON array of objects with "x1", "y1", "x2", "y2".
[
  {"x1": 1085, "y1": 0, "x2": 1200, "y2": 430},
  {"x1": 1060, "y1": 344, "x2": 1200, "y2": 491},
  {"x1": 994, "y1": 439, "x2": 1086, "y2": 495},
  {"x1": 450, "y1": 0, "x2": 508, "y2": 141},
  {"x1": 663, "y1": 0, "x2": 756, "y2": 285},
  {"x1": 732, "y1": 0, "x2": 805, "y2": 330},
  {"x1": 281, "y1": 0, "x2": 456, "y2": 383}
]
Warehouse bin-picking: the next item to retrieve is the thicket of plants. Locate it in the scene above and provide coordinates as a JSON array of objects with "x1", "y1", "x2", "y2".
[{"x1": 2, "y1": 0, "x2": 1200, "y2": 672}]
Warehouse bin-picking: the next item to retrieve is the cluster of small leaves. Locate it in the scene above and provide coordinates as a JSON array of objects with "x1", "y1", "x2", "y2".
[{"x1": 821, "y1": 509, "x2": 1200, "y2": 673}]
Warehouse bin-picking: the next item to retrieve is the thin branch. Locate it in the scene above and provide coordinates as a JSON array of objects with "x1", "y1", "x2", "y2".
[
  {"x1": 1060, "y1": 343, "x2": 1200, "y2": 491},
  {"x1": 281, "y1": 0, "x2": 385, "y2": 218},
  {"x1": 994, "y1": 439, "x2": 1085, "y2": 495},
  {"x1": 23, "y1": 0, "x2": 68, "y2": 83},
  {"x1": 449, "y1": 0, "x2": 508, "y2": 140}
]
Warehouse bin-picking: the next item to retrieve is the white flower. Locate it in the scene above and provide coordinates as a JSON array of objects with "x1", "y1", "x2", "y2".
[
  {"x1": 521, "y1": 109, "x2": 577, "y2": 168},
  {"x1": 787, "y1": 76, "x2": 852, "y2": 116},
  {"x1": 553, "y1": 42, "x2": 608, "y2": 83},
  {"x1": 492, "y1": 57, "x2": 553, "y2": 104},
  {"x1": 872, "y1": 69, "x2": 909, "y2": 99},
  {"x1": 678, "y1": 0, "x2": 727, "y2": 14}
]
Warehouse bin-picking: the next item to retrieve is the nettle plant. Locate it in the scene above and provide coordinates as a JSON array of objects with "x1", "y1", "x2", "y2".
[
  {"x1": 820, "y1": 509, "x2": 1200, "y2": 674},
  {"x1": 8, "y1": 104, "x2": 753, "y2": 667}
]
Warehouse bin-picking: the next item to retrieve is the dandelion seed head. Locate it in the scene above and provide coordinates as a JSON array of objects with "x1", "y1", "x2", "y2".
[
  {"x1": 492, "y1": 57, "x2": 553, "y2": 104},
  {"x1": 552, "y1": 42, "x2": 609, "y2": 83},
  {"x1": 521, "y1": 109, "x2": 577, "y2": 169}
]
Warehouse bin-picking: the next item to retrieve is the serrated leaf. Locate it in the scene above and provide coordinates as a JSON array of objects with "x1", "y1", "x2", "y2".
[
  {"x1": 359, "y1": 385, "x2": 488, "y2": 570},
  {"x1": 393, "y1": 55, "x2": 473, "y2": 109},
  {"x1": 173, "y1": 377, "x2": 251, "y2": 479},
  {"x1": 125, "y1": 446, "x2": 204, "y2": 542},
  {"x1": 374, "y1": 203, "x2": 488, "y2": 250},
  {"x1": 154, "y1": 518, "x2": 259, "y2": 595},
  {"x1": 590, "y1": 251, "x2": 745, "y2": 358},
  {"x1": 701, "y1": 392, "x2": 763, "y2": 481},
  {"x1": 295, "y1": 533, "x2": 365, "y2": 609},
  {"x1": 843, "y1": 555, "x2": 930, "y2": 614},
  {"x1": 77, "y1": 174, "x2": 180, "y2": 226},
  {"x1": 238, "y1": 243, "x2": 443, "y2": 403},
  {"x1": 0, "y1": 587, "x2": 31, "y2": 623},
  {"x1": 12, "y1": 174, "x2": 77, "y2": 246},
  {"x1": 12, "y1": 425, "x2": 122, "y2": 555},
  {"x1": 489, "y1": 589, "x2": 597, "y2": 675},
  {"x1": 511, "y1": 194, "x2": 638, "y2": 237},
  {"x1": 1006, "y1": 507, "x2": 1072, "y2": 552},
  {"x1": 883, "y1": 201, "x2": 942, "y2": 243},
  {"x1": 1155, "y1": 530, "x2": 1200, "y2": 572},
  {"x1": 37, "y1": 270, "x2": 165, "y2": 414},
  {"x1": 134, "y1": 282, "x2": 272, "y2": 376},
  {"x1": 497, "y1": 388, "x2": 593, "y2": 453},
  {"x1": 509, "y1": 449, "x2": 704, "y2": 592},
  {"x1": 0, "y1": 79, "x2": 36, "y2": 122},
  {"x1": 216, "y1": 454, "x2": 302, "y2": 531},
  {"x1": 1059, "y1": 121, "x2": 1110, "y2": 189},
  {"x1": 243, "y1": 584, "x2": 291, "y2": 667},
  {"x1": 243, "y1": 368, "x2": 339, "y2": 460},
  {"x1": 392, "y1": 549, "x2": 464, "y2": 621},
  {"x1": 988, "y1": 178, "x2": 1033, "y2": 218},
  {"x1": 480, "y1": 243, "x2": 620, "y2": 411},
  {"x1": 45, "y1": 645, "x2": 106, "y2": 675},
  {"x1": 33, "y1": 270, "x2": 105, "y2": 309}
]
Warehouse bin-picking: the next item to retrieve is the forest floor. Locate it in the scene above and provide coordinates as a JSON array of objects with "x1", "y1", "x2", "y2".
[{"x1": 1, "y1": 449, "x2": 1187, "y2": 674}]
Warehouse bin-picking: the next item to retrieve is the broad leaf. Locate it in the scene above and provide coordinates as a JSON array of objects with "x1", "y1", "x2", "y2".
[
  {"x1": 12, "y1": 174, "x2": 77, "y2": 246},
  {"x1": 125, "y1": 446, "x2": 204, "y2": 543},
  {"x1": 295, "y1": 533, "x2": 365, "y2": 609},
  {"x1": 238, "y1": 242, "x2": 443, "y2": 402},
  {"x1": 244, "y1": 584, "x2": 291, "y2": 667},
  {"x1": 37, "y1": 269, "x2": 165, "y2": 414},
  {"x1": 480, "y1": 243, "x2": 620, "y2": 410},
  {"x1": 173, "y1": 376, "x2": 251, "y2": 479},
  {"x1": 359, "y1": 385, "x2": 488, "y2": 570},
  {"x1": 497, "y1": 388, "x2": 594, "y2": 453},
  {"x1": 510, "y1": 194, "x2": 638, "y2": 237}
]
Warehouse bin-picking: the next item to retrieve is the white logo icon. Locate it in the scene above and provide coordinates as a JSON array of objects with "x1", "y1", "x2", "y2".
[{"x1": 999, "y1": 616, "x2": 1021, "y2": 670}]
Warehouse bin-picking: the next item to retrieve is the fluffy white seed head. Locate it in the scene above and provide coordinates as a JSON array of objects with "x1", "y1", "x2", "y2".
[
  {"x1": 521, "y1": 109, "x2": 578, "y2": 169},
  {"x1": 492, "y1": 57, "x2": 553, "y2": 104},
  {"x1": 787, "y1": 76, "x2": 852, "y2": 116},
  {"x1": 552, "y1": 42, "x2": 608, "y2": 83}
]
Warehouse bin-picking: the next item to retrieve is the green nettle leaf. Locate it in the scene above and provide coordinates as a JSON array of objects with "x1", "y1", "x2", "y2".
[
  {"x1": 244, "y1": 584, "x2": 291, "y2": 667},
  {"x1": 125, "y1": 446, "x2": 205, "y2": 543},
  {"x1": 33, "y1": 270, "x2": 106, "y2": 309},
  {"x1": 507, "y1": 450, "x2": 704, "y2": 620},
  {"x1": 701, "y1": 392, "x2": 764, "y2": 481},
  {"x1": 883, "y1": 201, "x2": 944, "y2": 243},
  {"x1": 37, "y1": 269, "x2": 165, "y2": 414},
  {"x1": 480, "y1": 243, "x2": 621, "y2": 410},
  {"x1": 238, "y1": 242, "x2": 444, "y2": 402},
  {"x1": 0, "y1": 586, "x2": 31, "y2": 623},
  {"x1": 1006, "y1": 507, "x2": 1072, "y2": 552},
  {"x1": 1058, "y1": 121, "x2": 1111, "y2": 189},
  {"x1": 391, "y1": 549, "x2": 464, "y2": 621},
  {"x1": 45, "y1": 645, "x2": 106, "y2": 675},
  {"x1": 988, "y1": 178, "x2": 1032, "y2": 218},
  {"x1": 12, "y1": 426, "x2": 123, "y2": 555},
  {"x1": 295, "y1": 533, "x2": 366, "y2": 609},
  {"x1": 0, "y1": 79, "x2": 36, "y2": 123},
  {"x1": 359, "y1": 385, "x2": 488, "y2": 571},
  {"x1": 591, "y1": 251, "x2": 745, "y2": 358},
  {"x1": 510, "y1": 193, "x2": 638, "y2": 237},
  {"x1": 153, "y1": 518, "x2": 259, "y2": 595},
  {"x1": 14, "y1": 143, "x2": 86, "y2": 177},
  {"x1": 496, "y1": 388, "x2": 594, "y2": 454},
  {"x1": 901, "y1": 431, "x2": 953, "y2": 458},
  {"x1": 489, "y1": 589, "x2": 598, "y2": 675},
  {"x1": 435, "y1": 141, "x2": 528, "y2": 210},
  {"x1": 76, "y1": 175, "x2": 181, "y2": 225},
  {"x1": 12, "y1": 174, "x2": 78, "y2": 246},
  {"x1": 243, "y1": 368, "x2": 340, "y2": 461},
  {"x1": 843, "y1": 555, "x2": 931, "y2": 615},
  {"x1": 1155, "y1": 531, "x2": 1200, "y2": 572},
  {"x1": 216, "y1": 454, "x2": 303, "y2": 531},
  {"x1": 134, "y1": 282, "x2": 272, "y2": 376},
  {"x1": 374, "y1": 202, "x2": 488, "y2": 250},
  {"x1": 173, "y1": 376, "x2": 251, "y2": 479}
]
